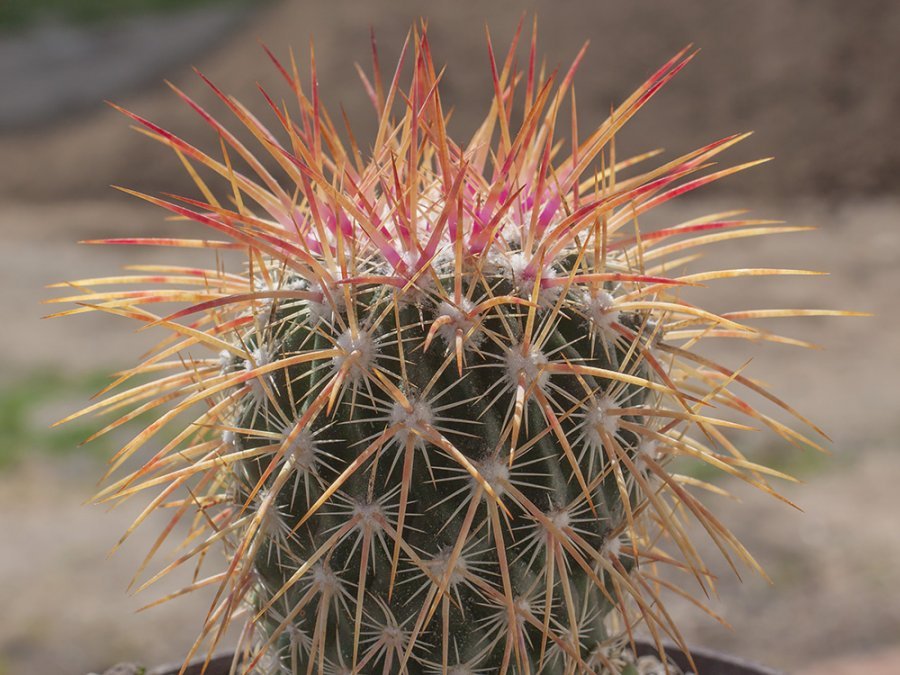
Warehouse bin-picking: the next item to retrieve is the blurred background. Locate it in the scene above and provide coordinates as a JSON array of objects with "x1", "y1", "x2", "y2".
[{"x1": 1, "y1": 1, "x2": 898, "y2": 673}]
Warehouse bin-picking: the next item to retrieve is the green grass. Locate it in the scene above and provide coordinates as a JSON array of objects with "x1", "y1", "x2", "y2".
[
  {"x1": 0, "y1": 0, "x2": 246, "y2": 30},
  {"x1": 0, "y1": 367, "x2": 205, "y2": 471},
  {"x1": 669, "y1": 441, "x2": 832, "y2": 486},
  {"x1": 0, "y1": 369, "x2": 133, "y2": 468}
]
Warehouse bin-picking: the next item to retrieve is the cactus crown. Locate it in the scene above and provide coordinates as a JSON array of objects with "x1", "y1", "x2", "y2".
[{"x1": 53, "y1": 20, "x2": 838, "y2": 675}]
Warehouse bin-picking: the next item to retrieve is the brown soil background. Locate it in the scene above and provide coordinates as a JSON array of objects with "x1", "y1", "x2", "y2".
[{"x1": 2, "y1": 1, "x2": 899, "y2": 674}]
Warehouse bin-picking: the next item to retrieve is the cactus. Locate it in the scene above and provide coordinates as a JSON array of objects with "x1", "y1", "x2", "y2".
[{"x1": 53, "y1": 21, "x2": 847, "y2": 675}]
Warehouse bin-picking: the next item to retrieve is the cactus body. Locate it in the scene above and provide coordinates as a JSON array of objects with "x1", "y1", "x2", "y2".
[
  {"x1": 236, "y1": 270, "x2": 648, "y2": 672},
  {"x1": 54, "y1": 22, "x2": 841, "y2": 675}
]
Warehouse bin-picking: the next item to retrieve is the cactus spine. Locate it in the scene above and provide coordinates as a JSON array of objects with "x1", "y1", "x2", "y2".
[{"x1": 54, "y1": 21, "x2": 840, "y2": 675}]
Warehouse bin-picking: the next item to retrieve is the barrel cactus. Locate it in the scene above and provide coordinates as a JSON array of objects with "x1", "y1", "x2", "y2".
[{"x1": 53, "y1": 22, "x2": 843, "y2": 675}]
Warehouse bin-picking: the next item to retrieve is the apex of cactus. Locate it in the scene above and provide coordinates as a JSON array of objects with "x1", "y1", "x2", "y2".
[{"x1": 53, "y1": 19, "x2": 852, "y2": 675}]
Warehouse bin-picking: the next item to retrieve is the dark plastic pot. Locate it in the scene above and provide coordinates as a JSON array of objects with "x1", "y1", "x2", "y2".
[
  {"x1": 106, "y1": 642, "x2": 783, "y2": 675},
  {"x1": 634, "y1": 641, "x2": 784, "y2": 674}
]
